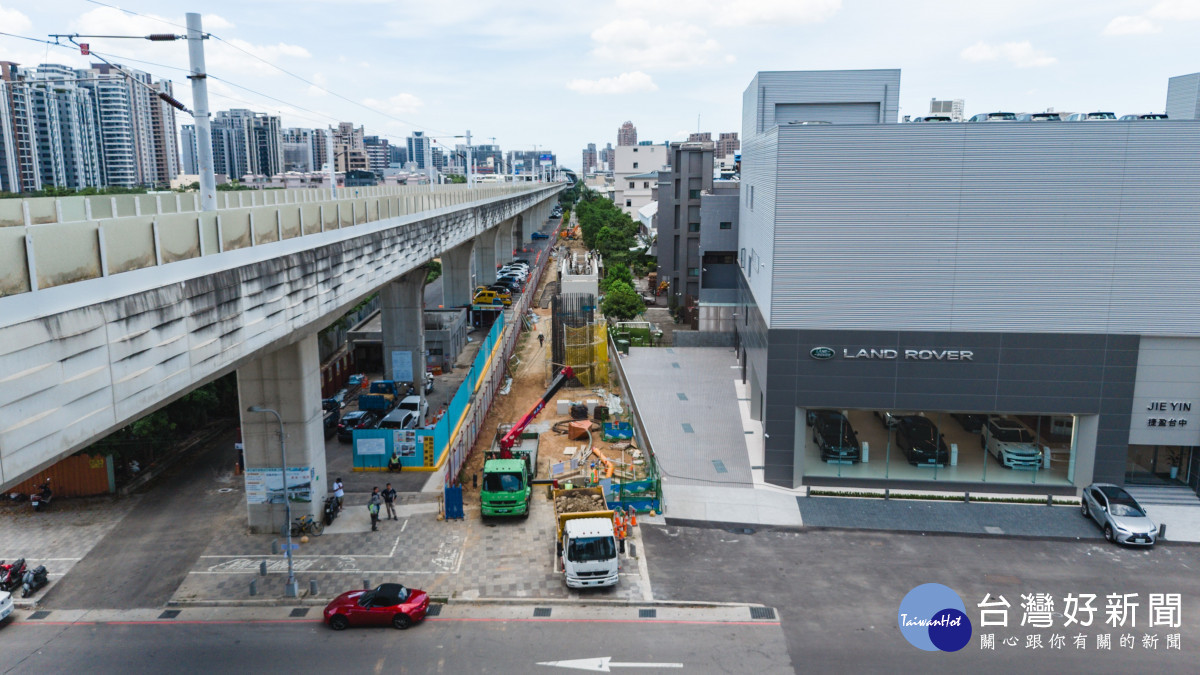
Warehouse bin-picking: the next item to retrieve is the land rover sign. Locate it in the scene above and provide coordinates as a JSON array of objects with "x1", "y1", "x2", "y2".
[{"x1": 810, "y1": 346, "x2": 836, "y2": 360}]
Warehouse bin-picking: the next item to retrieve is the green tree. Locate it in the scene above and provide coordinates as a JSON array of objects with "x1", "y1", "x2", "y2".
[
  {"x1": 425, "y1": 259, "x2": 442, "y2": 284},
  {"x1": 600, "y1": 280, "x2": 645, "y2": 321},
  {"x1": 600, "y1": 263, "x2": 632, "y2": 295},
  {"x1": 444, "y1": 174, "x2": 467, "y2": 184}
]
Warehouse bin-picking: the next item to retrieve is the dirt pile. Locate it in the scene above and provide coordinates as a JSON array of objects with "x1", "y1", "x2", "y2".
[{"x1": 554, "y1": 490, "x2": 607, "y2": 514}]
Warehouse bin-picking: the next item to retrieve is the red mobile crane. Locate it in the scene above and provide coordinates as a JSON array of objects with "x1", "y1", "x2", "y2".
[{"x1": 498, "y1": 366, "x2": 575, "y2": 455}]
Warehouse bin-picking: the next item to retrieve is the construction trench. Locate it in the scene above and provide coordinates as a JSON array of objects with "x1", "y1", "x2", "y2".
[{"x1": 457, "y1": 234, "x2": 660, "y2": 513}]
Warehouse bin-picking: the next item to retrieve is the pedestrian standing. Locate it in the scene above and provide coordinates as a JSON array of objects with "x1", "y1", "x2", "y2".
[
  {"x1": 382, "y1": 483, "x2": 398, "y2": 520},
  {"x1": 367, "y1": 487, "x2": 382, "y2": 531},
  {"x1": 332, "y1": 478, "x2": 345, "y2": 512}
]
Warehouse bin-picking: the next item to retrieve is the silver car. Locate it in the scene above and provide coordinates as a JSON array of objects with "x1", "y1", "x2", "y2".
[{"x1": 1082, "y1": 483, "x2": 1157, "y2": 546}]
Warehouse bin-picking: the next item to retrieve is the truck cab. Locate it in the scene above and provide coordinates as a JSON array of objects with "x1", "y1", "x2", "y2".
[
  {"x1": 480, "y1": 458, "x2": 531, "y2": 517},
  {"x1": 561, "y1": 518, "x2": 619, "y2": 588}
]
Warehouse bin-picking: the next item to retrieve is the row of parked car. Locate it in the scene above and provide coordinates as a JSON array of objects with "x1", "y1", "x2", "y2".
[
  {"x1": 473, "y1": 258, "x2": 532, "y2": 306},
  {"x1": 913, "y1": 112, "x2": 1168, "y2": 123},
  {"x1": 806, "y1": 409, "x2": 1046, "y2": 469},
  {"x1": 335, "y1": 394, "x2": 430, "y2": 442}
]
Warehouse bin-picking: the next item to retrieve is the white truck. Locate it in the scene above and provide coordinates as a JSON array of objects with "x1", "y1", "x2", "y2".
[
  {"x1": 983, "y1": 417, "x2": 1043, "y2": 470},
  {"x1": 553, "y1": 487, "x2": 619, "y2": 588}
]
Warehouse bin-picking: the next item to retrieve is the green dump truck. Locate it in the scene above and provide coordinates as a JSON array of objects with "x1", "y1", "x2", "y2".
[{"x1": 480, "y1": 430, "x2": 539, "y2": 518}]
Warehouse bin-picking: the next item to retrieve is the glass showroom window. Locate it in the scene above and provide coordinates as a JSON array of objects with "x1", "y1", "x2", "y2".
[{"x1": 799, "y1": 409, "x2": 1077, "y2": 487}]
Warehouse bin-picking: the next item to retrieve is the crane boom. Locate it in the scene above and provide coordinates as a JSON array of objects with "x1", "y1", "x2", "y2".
[{"x1": 499, "y1": 366, "x2": 575, "y2": 452}]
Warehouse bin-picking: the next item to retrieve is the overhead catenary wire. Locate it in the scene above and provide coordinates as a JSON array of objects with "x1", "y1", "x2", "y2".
[{"x1": 79, "y1": 0, "x2": 451, "y2": 136}]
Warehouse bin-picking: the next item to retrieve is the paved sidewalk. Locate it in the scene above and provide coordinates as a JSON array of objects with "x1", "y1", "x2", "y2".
[
  {"x1": 0, "y1": 496, "x2": 142, "y2": 602},
  {"x1": 171, "y1": 490, "x2": 652, "y2": 605},
  {"x1": 796, "y1": 496, "x2": 1103, "y2": 539}
]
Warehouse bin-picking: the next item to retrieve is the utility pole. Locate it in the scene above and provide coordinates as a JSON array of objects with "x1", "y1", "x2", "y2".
[
  {"x1": 325, "y1": 127, "x2": 336, "y2": 198},
  {"x1": 465, "y1": 129, "x2": 473, "y2": 188},
  {"x1": 186, "y1": 13, "x2": 216, "y2": 212}
]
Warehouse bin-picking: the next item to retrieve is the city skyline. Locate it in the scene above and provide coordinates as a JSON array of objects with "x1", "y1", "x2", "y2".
[{"x1": 3, "y1": 2, "x2": 1200, "y2": 172}]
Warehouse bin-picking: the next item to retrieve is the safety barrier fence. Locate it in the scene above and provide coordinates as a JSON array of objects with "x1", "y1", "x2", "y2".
[{"x1": 351, "y1": 217, "x2": 561, "y2": 478}]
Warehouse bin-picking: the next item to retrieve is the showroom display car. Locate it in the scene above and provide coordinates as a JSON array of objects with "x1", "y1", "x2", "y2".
[
  {"x1": 1082, "y1": 483, "x2": 1158, "y2": 546},
  {"x1": 982, "y1": 417, "x2": 1043, "y2": 469},
  {"x1": 951, "y1": 413, "x2": 986, "y2": 434},
  {"x1": 324, "y1": 583, "x2": 430, "y2": 630},
  {"x1": 893, "y1": 415, "x2": 950, "y2": 466},
  {"x1": 811, "y1": 410, "x2": 861, "y2": 463}
]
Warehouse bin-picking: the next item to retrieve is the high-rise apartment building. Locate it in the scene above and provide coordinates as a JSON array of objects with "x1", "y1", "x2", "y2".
[
  {"x1": 363, "y1": 135, "x2": 389, "y2": 174},
  {"x1": 716, "y1": 132, "x2": 739, "y2": 158},
  {"x1": 407, "y1": 131, "x2": 430, "y2": 170},
  {"x1": 281, "y1": 127, "x2": 315, "y2": 172},
  {"x1": 687, "y1": 132, "x2": 712, "y2": 142},
  {"x1": 331, "y1": 122, "x2": 367, "y2": 173},
  {"x1": 0, "y1": 62, "x2": 39, "y2": 192},
  {"x1": 388, "y1": 144, "x2": 407, "y2": 166},
  {"x1": 597, "y1": 142, "x2": 615, "y2": 172},
  {"x1": 582, "y1": 142, "x2": 597, "y2": 173},
  {"x1": 618, "y1": 121, "x2": 637, "y2": 146},
  {"x1": 929, "y1": 98, "x2": 965, "y2": 122},
  {"x1": 180, "y1": 124, "x2": 197, "y2": 175},
  {"x1": 1, "y1": 62, "x2": 104, "y2": 192},
  {"x1": 1, "y1": 61, "x2": 178, "y2": 192}
]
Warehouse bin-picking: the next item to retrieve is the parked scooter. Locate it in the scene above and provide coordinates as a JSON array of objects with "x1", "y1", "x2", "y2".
[
  {"x1": 322, "y1": 495, "x2": 340, "y2": 526},
  {"x1": 21, "y1": 565, "x2": 48, "y2": 598},
  {"x1": 29, "y1": 479, "x2": 51, "y2": 511},
  {"x1": 0, "y1": 558, "x2": 27, "y2": 592}
]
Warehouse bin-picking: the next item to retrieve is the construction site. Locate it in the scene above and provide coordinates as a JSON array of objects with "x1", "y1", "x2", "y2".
[{"x1": 456, "y1": 220, "x2": 661, "y2": 520}]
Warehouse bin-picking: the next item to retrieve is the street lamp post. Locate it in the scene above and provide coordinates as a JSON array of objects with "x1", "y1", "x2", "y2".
[{"x1": 246, "y1": 405, "x2": 298, "y2": 597}]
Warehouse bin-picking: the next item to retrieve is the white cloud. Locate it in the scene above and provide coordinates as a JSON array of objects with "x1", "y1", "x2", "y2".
[
  {"x1": 618, "y1": 0, "x2": 841, "y2": 27},
  {"x1": 566, "y1": 71, "x2": 658, "y2": 95},
  {"x1": 307, "y1": 72, "x2": 329, "y2": 97},
  {"x1": 590, "y1": 19, "x2": 721, "y2": 70},
  {"x1": 1148, "y1": 0, "x2": 1200, "y2": 22},
  {"x1": 1102, "y1": 15, "x2": 1161, "y2": 35},
  {"x1": 361, "y1": 92, "x2": 424, "y2": 114},
  {"x1": 0, "y1": 4, "x2": 32, "y2": 33},
  {"x1": 960, "y1": 41, "x2": 1057, "y2": 68},
  {"x1": 202, "y1": 14, "x2": 236, "y2": 30}
]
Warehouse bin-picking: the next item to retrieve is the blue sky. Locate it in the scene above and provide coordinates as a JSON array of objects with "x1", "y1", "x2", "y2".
[{"x1": 3, "y1": 0, "x2": 1200, "y2": 170}]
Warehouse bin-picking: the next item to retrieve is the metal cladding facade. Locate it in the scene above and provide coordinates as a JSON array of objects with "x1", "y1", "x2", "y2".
[
  {"x1": 764, "y1": 121, "x2": 1200, "y2": 334},
  {"x1": 737, "y1": 69, "x2": 1200, "y2": 491},
  {"x1": 1165, "y1": 72, "x2": 1200, "y2": 120}
]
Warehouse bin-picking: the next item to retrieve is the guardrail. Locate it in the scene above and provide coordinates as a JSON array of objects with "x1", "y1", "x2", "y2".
[{"x1": 0, "y1": 183, "x2": 557, "y2": 297}]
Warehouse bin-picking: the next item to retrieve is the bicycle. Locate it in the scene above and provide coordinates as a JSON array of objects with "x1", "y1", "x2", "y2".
[{"x1": 291, "y1": 513, "x2": 324, "y2": 537}]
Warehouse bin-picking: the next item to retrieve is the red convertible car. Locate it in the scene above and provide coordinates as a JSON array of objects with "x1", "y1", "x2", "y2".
[{"x1": 323, "y1": 583, "x2": 430, "y2": 630}]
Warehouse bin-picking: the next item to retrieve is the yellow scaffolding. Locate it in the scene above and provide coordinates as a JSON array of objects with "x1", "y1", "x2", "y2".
[{"x1": 562, "y1": 322, "x2": 609, "y2": 387}]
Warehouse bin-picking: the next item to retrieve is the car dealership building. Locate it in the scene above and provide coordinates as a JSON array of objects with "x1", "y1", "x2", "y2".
[{"x1": 736, "y1": 70, "x2": 1200, "y2": 495}]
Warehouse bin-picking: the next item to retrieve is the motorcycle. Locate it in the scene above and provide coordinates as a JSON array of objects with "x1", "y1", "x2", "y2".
[
  {"x1": 322, "y1": 495, "x2": 340, "y2": 526},
  {"x1": 0, "y1": 558, "x2": 27, "y2": 592},
  {"x1": 21, "y1": 565, "x2": 48, "y2": 598},
  {"x1": 30, "y1": 479, "x2": 51, "y2": 512}
]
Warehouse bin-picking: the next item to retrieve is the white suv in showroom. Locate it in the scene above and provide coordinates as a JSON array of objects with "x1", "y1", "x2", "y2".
[{"x1": 982, "y1": 417, "x2": 1043, "y2": 469}]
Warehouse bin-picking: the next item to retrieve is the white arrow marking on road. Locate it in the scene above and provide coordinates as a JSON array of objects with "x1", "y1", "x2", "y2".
[{"x1": 537, "y1": 656, "x2": 684, "y2": 672}]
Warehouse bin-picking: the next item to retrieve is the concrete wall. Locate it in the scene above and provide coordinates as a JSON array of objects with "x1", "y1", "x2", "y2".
[
  {"x1": 0, "y1": 184, "x2": 562, "y2": 489},
  {"x1": 0, "y1": 183, "x2": 537, "y2": 297}
]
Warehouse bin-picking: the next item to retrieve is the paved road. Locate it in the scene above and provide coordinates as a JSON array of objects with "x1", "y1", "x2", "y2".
[
  {"x1": 38, "y1": 429, "x2": 244, "y2": 610},
  {"x1": 642, "y1": 524, "x2": 1200, "y2": 673},
  {"x1": 0, "y1": 607, "x2": 792, "y2": 674}
]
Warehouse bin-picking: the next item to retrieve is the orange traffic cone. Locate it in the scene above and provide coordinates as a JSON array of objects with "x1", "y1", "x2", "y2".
[{"x1": 629, "y1": 508, "x2": 638, "y2": 527}]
